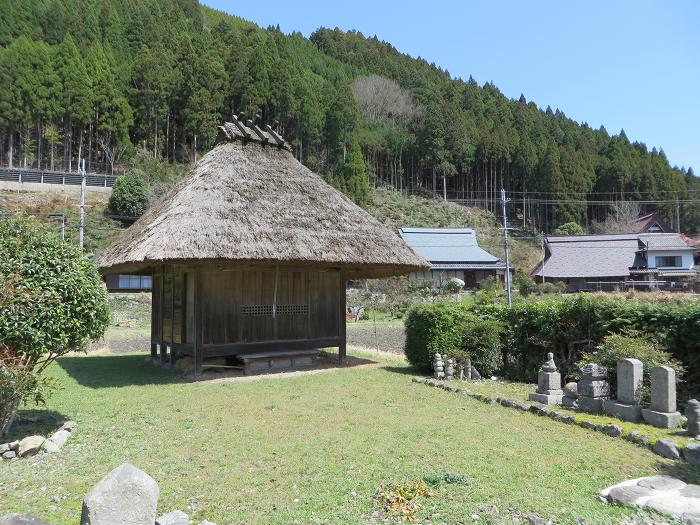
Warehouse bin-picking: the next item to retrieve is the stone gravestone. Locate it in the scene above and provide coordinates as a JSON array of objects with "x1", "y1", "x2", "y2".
[
  {"x1": 686, "y1": 399, "x2": 700, "y2": 437},
  {"x1": 528, "y1": 352, "x2": 563, "y2": 405},
  {"x1": 603, "y1": 358, "x2": 643, "y2": 422},
  {"x1": 433, "y1": 353, "x2": 445, "y2": 380},
  {"x1": 641, "y1": 366, "x2": 681, "y2": 428},
  {"x1": 577, "y1": 363, "x2": 609, "y2": 414}
]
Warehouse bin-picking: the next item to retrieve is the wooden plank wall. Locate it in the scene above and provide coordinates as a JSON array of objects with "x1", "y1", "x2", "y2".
[
  {"x1": 197, "y1": 267, "x2": 339, "y2": 345},
  {"x1": 151, "y1": 265, "x2": 342, "y2": 352}
]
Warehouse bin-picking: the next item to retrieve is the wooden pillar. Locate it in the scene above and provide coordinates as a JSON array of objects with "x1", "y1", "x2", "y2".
[
  {"x1": 193, "y1": 269, "x2": 203, "y2": 376},
  {"x1": 170, "y1": 265, "x2": 175, "y2": 365},
  {"x1": 160, "y1": 343, "x2": 167, "y2": 364},
  {"x1": 150, "y1": 266, "x2": 158, "y2": 361},
  {"x1": 338, "y1": 270, "x2": 346, "y2": 364}
]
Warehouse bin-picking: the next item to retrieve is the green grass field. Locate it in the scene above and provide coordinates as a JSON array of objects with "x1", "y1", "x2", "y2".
[
  {"x1": 0, "y1": 348, "x2": 688, "y2": 525},
  {"x1": 457, "y1": 380, "x2": 699, "y2": 449}
]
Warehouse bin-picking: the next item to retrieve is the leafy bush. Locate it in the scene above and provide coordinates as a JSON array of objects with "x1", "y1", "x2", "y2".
[
  {"x1": 0, "y1": 348, "x2": 51, "y2": 436},
  {"x1": 404, "y1": 301, "x2": 504, "y2": 375},
  {"x1": 469, "y1": 294, "x2": 700, "y2": 395},
  {"x1": 576, "y1": 332, "x2": 685, "y2": 405},
  {"x1": 553, "y1": 222, "x2": 585, "y2": 235},
  {"x1": 538, "y1": 282, "x2": 563, "y2": 295},
  {"x1": 0, "y1": 214, "x2": 109, "y2": 433},
  {"x1": 446, "y1": 316, "x2": 503, "y2": 377},
  {"x1": 109, "y1": 171, "x2": 150, "y2": 217},
  {"x1": 442, "y1": 277, "x2": 465, "y2": 294},
  {"x1": 404, "y1": 302, "x2": 474, "y2": 370},
  {"x1": 514, "y1": 272, "x2": 538, "y2": 296}
]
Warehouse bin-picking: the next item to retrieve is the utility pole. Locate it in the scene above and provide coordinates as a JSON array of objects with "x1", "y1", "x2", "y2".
[
  {"x1": 79, "y1": 158, "x2": 86, "y2": 250},
  {"x1": 676, "y1": 193, "x2": 681, "y2": 232},
  {"x1": 501, "y1": 188, "x2": 512, "y2": 307}
]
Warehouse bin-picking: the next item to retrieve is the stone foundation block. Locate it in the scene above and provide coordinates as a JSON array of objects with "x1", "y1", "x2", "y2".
[
  {"x1": 528, "y1": 392, "x2": 563, "y2": 405},
  {"x1": 603, "y1": 400, "x2": 642, "y2": 422},
  {"x1": 578, "y1": 379, "x2": 610, "y2": 398},
  {"x1": 561, "y1": 396, "x2": 577, "y2": 408},
  {"x1": 578, "y1": 396, "x2": 607, "y2": 414},
  {"x1": 641, "y1": 408, "x2": 682, "y2": 429}
]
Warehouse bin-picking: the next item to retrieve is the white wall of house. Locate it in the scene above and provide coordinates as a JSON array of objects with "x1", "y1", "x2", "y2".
[
  {"x1": 408, "y1": 269, "x2": 503, "y2": 288},
  {"x1": 648, "y1": 250, "x2": 695, "y2": 269}
]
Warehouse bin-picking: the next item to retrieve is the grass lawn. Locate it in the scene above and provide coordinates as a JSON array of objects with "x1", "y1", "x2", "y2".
[
  {"x1": 459, "y1": 380, "x2": 699, "y2": 449},
  {"x1": 0, "y1": 349, "x2": 689, "y2": 524}
]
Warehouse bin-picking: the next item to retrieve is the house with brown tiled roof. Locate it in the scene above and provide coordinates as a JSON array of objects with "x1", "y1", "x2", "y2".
[{"x1": 631, "y1": 211, "x2": 674, "y2": 233}]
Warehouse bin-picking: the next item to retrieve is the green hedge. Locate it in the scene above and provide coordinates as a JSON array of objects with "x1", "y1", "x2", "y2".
[
  {"x1": 404, "y1": 302, "x2": 504, "y2": 376},
  {"x1": 404, "y1": 295, "x2": 700, "y2": 397}
]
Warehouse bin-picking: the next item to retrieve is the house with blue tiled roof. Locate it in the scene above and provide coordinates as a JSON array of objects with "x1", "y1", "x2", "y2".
[{"x1": 398, "y1": 227, "x2": 506, "y2": 288}]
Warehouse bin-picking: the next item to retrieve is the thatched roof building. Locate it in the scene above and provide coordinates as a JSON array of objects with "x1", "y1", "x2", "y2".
[
  {"x1": 97, "y1": 119, "x2": 428, "y2": 374},
  {"x1": 97, "y1": 124, "x2": 426, "y2": 279}
]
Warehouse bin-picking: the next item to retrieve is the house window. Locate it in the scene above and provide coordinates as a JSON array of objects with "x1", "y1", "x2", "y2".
[
  {"x1": 118, "y1": 274, "x2": 153, "y2": 289},
  {"x1": 656, "y1": 256, "x2": 682, "y2": 268}
]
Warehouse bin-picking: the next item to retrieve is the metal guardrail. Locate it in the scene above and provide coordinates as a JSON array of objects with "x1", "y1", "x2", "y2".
[{"x1": 0, "y1": 168, "x2": 117, "y2": 188}]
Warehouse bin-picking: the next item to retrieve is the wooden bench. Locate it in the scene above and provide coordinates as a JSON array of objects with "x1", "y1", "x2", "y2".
[{"x1": 239, "y1": 349, "x2": 320, "y2": 375}]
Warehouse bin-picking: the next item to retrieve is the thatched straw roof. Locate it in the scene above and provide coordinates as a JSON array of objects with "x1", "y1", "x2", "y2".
[{"x1": 96, "y1": 126, "x2": 429, "y2": 279}]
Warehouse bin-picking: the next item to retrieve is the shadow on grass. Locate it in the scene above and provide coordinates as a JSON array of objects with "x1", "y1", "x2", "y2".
[
  {"x1": 5, "y1": 409, "x2": 69, "y2": 442},
  {"x1": 655, "y1": 459, "x2": 700, "y2": 485},
  {"x1": 58, "y1": 353, "x2": 184, "y2": 388},
  {"x1": 381, "y1": 364, "x2": 423, "y2": 376}
]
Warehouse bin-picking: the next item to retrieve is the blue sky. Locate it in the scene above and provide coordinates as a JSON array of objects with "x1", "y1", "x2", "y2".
[{"x1": 205, "y1": 1, "x2": 699, "y2": 172}]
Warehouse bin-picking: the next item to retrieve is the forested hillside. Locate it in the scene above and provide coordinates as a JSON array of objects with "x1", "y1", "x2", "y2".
[{"x1": 1, "y1": 0, "x2": 698, "y2": 232}]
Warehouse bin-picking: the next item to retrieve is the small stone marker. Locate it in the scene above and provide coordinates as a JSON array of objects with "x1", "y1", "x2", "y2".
[
  {"x1": 687, "y1": 399, "x2": 700, "y2": 437},
  {"x1": 528, "y1": 352, "x2": 563, "y2": 405},
  {"x1": 641, "y1": 366, "x2": 681, "y2": 428},
  {"x1": 80, "y1": 463, "x2": 159, "y2": 525},
  {"x1": 433, "y1": 353, "x2": 445, "y2": 380},
  {"x1": 445, "y1": 358, "x2": 455, "y2": 380},
  {"x1": 562, "y1": 381, "x2": 578, "y2": 408},
  {"x1": 577, "y1": 363, "x2": 609, "y2": 414},
  {"x1": 603, "y1": 358, "x2": 643, "y2": 422}
]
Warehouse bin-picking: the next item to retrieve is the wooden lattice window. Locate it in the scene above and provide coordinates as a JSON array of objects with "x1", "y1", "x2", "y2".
[
  {"x1": 241, "y1": 304, "x2": 309, "y2": 316},
  {"x1": 277, "y1": 304, "x2": 309, "y2": 315}
]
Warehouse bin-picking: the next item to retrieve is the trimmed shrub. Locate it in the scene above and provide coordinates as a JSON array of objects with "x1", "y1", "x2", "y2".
[
  {"x1": 109, "y1": 172, "x2": 150, "y2": 217},
  {"x1": 446, "y1": 317, "x2": 503, "y2": 377},
  {"x1": 576, "y1": 333, "x2": 685, "y2": 405},
  {"x1": 404, "y1": 301, "x2": 504, "y2": 375},
  {"x1": 406, "y1": 294, "x2": 700, "y2": 397},
  {"x1": 0, "y1": 214, "x2": 109, "y2": 433},
  {"x1": 404, "y1": 302, "x2": 473, "y2": 370},
  {"x1": 472, "y1": 295, "x2": 700, "y2": 395}
]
